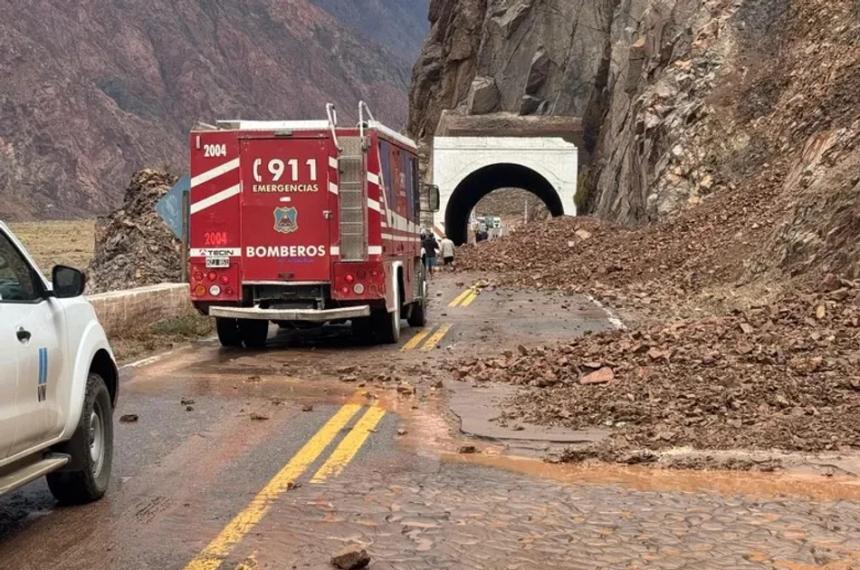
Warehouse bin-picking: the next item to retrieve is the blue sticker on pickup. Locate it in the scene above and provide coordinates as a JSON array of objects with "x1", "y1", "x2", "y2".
[{"x1": 37, "y1": 347, "x2": 47, "y2": 402}]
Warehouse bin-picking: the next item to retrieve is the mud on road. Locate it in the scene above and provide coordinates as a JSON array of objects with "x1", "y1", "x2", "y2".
[{"x1": 0, "y1": 273, "x2": 859, "y2": 570}]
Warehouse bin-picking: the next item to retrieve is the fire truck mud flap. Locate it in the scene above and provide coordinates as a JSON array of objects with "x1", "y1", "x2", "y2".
[{"x1": 210, "y1": 305, "x2": 371, "y2": 323}]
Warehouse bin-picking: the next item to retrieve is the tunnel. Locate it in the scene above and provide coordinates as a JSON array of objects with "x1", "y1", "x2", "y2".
[{"x1": 444, "y1": 163, "x2": 564, "y2": 245}]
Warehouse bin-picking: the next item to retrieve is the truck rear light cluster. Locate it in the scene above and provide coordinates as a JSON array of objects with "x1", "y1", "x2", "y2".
[
  {"x1": 190, "y1": 263, "x2": 238, "y2": 300},
  {"x1": 333, "y1": 263, "x2": 386, "y2": 299}
]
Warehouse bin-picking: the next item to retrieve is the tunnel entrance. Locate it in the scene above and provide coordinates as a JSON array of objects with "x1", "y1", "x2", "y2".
[{"x1": 444, "y1": 163, "x2": 564, "y2": 245}]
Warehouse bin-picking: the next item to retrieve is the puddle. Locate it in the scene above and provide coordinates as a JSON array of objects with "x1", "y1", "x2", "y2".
[{"x1": 445, "y1": 452, "x2": 860, "y2": 502}]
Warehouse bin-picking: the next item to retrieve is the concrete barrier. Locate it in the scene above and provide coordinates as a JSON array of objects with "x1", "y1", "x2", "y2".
[{"x1": 87, "y1": 283, "x2": 192, "y2": 336}]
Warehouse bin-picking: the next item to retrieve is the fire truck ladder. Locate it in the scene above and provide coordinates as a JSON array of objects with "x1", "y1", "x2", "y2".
[{"x1": 337, "y1": 135, "x2": 368, "y2": 261}]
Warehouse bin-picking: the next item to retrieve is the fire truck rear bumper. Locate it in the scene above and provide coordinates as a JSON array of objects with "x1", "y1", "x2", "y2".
[{"x1": 209, "y1": 305, "x2": 371, "y2": 322}]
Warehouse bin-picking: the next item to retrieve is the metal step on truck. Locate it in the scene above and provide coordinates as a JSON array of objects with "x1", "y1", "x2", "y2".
[{"x1": 187, "y1": 102, "x2": 439, "y2": 348}]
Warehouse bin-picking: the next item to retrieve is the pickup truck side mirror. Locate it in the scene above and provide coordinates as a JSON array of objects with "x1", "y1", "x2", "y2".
[
  {"x1": 424, "y1": 184, "x2": 440, "y2": 213},
  {"x1": 52, "y1": 265, "x2": 86, "y2": 298}
]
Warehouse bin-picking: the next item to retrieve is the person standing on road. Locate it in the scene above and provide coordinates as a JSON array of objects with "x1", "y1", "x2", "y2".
[
  {"x1": 421, "y1": 230, "x2": 440, "y2": 277},
  {"x1": 440, "y1": 235, "x2": 456, "y2": 269}
]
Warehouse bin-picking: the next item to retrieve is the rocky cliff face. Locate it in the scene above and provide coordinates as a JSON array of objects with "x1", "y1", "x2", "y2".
[
  {"x1": 409, "y1": 0, "x2": 860, "y2": 276},
  {"x1": 0, "y1": 0, "x2": 427, "y2": 221}
]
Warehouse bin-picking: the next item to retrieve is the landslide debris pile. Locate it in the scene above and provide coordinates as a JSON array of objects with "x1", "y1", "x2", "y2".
[
  {"x1": 455, "y1": 277, "x2": 860, "y2": 454},
  {"x1": 447, "y1": 0, "x2": 860, "y2": 459},
  {"x1": 89, "y1": 169, "x2": 181, "y2": 292}
]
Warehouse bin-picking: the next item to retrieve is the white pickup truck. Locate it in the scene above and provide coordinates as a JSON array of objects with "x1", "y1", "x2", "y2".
[{"x1": 0, "y1": 221, "x2": 118, "y2": 504}]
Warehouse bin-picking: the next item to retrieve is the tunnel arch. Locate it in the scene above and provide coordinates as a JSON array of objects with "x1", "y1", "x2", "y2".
[{"x1": 444, "y1": 163, "x2": 564, "y2": 245}]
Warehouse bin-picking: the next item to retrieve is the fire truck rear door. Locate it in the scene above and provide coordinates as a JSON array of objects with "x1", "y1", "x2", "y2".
[{"x1": 239, "y1": 137, "x2": 333, "y2": 283}]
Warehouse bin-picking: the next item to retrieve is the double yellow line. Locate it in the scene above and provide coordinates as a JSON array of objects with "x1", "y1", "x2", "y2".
[
  {"x1": 401, "y1": 323, "x2": 452, "y2": 352},
  {"x1": 184, "y1": 400, "x2": 385, "y2": 570},
  {"x1": 449, "y1": 286, "x2": 478, "y2": 308}
]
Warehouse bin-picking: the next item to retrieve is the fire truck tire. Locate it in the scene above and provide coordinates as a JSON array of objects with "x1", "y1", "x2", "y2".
[
  {"x1": 239, "y1": 319, "x2": 269, "y2": 349},
  {"x1": 373, "y1": 306, "x2": 400, "y2": 344},
  {"x1": 407, "y1": 301, "x2": 426, "y2": 327},
  {"x1": 216, "y1": 318, "x2": 243, "y2": 347},
  {"x1": 351, "y1": 317, "x2": 374, "y2": 344},
  {"x1": 373, "y1": 286, "x2": 401, "y2": 344}
]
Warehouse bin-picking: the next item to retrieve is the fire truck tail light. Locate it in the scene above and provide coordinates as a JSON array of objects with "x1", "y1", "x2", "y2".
[
  {"x1": 194, "y1": 284, "x2": 206, "y2": 297},
  {"x1": 345, "y1": 274, "x2": 355, "y2": 284},
  {"x1": 220, "y1": 275, "x2": 230, "y2": 285},
  {"x1": 209, "y1": 285, "x2": 222, "y2": 296},
  {"x1": 193, "y1": 271, "x2": 204, "y2": 282},
  {"x1": 225, "y1": 287, "x2": 234, "y2": 296},
  {"x1": 353, "y1": 283, "x2": 365, "y2": 295},
  {"x1": 341, "y1": 286, "x2": 349, "y2": 295},
  {"x1": 207, "y1": 272, "x2": 217, "y2": 282}
]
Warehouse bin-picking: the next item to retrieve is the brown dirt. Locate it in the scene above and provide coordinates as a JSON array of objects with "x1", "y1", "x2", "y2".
[{"x1": 455, "y1": 277, "x2": 860, "y2": 454}]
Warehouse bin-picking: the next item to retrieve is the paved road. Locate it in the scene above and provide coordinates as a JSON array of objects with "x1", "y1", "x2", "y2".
[{"x1": 1, "y1": 274, "x2": 859, "y2": 569}]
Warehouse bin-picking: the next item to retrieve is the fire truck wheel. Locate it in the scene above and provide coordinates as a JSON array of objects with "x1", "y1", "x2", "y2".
[
  {"x1": 351, "y1": 317, "x2": 374, "y2": 344},
  {"x1": 407, "y1": 300, "x2": 426, "y2": 327},
  {"x1": 216, "y1": 318, "x2": 243, "y2": 347},
  {"x1": 373, "y1": 291, "x2": 401, "y2": 345},
  {"x1": 239, "y1": 319, "x2": 269, "y2": 349}
]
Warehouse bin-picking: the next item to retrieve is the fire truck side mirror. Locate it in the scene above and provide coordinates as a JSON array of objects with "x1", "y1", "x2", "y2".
[{"x1": 424, "y1": 184, "x2": 440, "y2": 213}]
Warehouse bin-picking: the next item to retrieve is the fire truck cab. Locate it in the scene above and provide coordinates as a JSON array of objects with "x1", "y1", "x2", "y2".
[{"x1": 188, "y1": 103, "x2": 436, "y2": 348}]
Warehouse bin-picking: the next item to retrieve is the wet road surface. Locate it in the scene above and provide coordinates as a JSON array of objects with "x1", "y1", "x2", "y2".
[{"x1": 1, "y1": 273, "x2": 859, "y2": 569}]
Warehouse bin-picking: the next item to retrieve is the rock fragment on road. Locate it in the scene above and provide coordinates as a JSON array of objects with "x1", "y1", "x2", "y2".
[{"x1": 330, "y1": 546, "x2": 371, "y2": 569}]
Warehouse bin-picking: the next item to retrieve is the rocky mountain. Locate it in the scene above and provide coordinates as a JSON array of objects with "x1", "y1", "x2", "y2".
[
  {"x1": 409, "y1": 0, "x2": 860, "y2": 278},
  {"x1": 310, "y1": 0, "x2": 431, "y2": 60},
  {"x1": 0, "y1": 0, "x2": 429, "y2": 221}
]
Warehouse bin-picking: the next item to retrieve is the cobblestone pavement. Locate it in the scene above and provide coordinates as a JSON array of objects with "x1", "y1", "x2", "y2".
[{"x1": 226, "y1": 419, "x2": 860, "y2": 570}]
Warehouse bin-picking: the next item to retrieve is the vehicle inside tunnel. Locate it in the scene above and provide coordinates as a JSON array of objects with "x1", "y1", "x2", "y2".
[{"x1": 444, "y1": 163, "x2": 564, "y2": 245}]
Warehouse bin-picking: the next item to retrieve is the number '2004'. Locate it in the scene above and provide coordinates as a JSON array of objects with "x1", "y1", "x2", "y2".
[
  {"x1": 204, "y1": 232, "x2": 228, "y2": 246},
  {"x1": 204, "y1": 144, "x2": 227, "y2": 158}
]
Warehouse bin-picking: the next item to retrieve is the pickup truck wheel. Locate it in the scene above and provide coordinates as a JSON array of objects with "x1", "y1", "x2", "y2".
[
  {"x1": 216, "y1": 317, "x2": 243, "y2": 347},
  {"x1": 239, "y1": 319, "x2": 269, "y2": 349},
  {"x1": 47, "y1": 373, "x2": 113, "y2": 505}
]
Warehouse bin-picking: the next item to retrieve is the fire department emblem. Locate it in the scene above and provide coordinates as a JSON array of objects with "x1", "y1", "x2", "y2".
[{"x1": 273, "y1": 207, "x2": 298, "y2": 234}]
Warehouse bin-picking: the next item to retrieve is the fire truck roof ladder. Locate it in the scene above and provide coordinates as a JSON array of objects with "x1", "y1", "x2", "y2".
[
  {"x1": 358, "y1": 101, "x2": 375, "y2": 151},
  {"x1": 338, "y1": 135, "x2": 368, "y2": 261},
  {"x1": 326, "y1": 103, "x2": 342, "y2": 152}
]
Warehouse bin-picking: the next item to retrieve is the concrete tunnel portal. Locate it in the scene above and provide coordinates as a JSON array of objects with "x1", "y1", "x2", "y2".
[
  {"x1": 431, "y1": 118, "x2": 580, "y2": 244},
  {"x1": 444, "y1": 163, "x2": 565, "y2": 245}
]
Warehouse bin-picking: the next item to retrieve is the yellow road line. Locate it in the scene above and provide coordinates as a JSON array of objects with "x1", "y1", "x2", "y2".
[
  {"x1": 401, "y1": 328, "x2": 432, "y2": 351},
  {"x1": 310, "y1": 406, "x2": 386, "y2": 483},
  {"x1": 184, "y1": 403, "x2": 362, "y2": 570},
  {"x1": 421, "y1": 323, "x2": 452, "y2": 351},
  {"x1": 460, "y1": 290, "x2": 478, "y2": 307},
  {"x1": 449, "y1": 288, "x2": 473, "y2": 307}
]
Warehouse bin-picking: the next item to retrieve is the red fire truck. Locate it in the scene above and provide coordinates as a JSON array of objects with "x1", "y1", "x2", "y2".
[{"x1": 187, "y1": 103, "x2": 437, "y2": 348}]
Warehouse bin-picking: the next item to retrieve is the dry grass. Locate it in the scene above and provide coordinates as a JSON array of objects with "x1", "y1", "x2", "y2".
[
  {"x1": 110, "y1": 313, "x2": 214, "y2": 364},
  {"x1": 8, "y1": 219, "x2": 95, "y2": 272}
]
